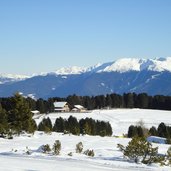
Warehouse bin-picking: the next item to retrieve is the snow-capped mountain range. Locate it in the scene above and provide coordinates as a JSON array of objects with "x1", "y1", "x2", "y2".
[
  {"x1": 53, "y1": 57, "x2": 171, "y2": 75},
  {"x1": 0, "y1": 57, "x2": 171, "y2": 98},
  {"x1": 0, "y1": 74, "x2": 30, "y2": 84}
]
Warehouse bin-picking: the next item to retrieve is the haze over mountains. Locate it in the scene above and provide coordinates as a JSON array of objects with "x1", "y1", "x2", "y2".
[{"x1": 1, "y1": 57, "x2": 171, "y2": 98}]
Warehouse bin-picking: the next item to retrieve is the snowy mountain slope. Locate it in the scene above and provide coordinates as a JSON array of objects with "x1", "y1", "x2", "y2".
[
  {"x1": 0, "y1": 74, "x2": 29, "y2": 84},
  {"x1": 54, "y1": 66, "x2": 87, "y2": 75},
  {"x1": 0, "y1": 70, "x2": 171, "y2": 98},
  {"x1": 49, "y1": 57, "x2": 171, "y2": 75},
  {"x1": 39, "y1": 57, "x2": 171, "y2": 76},
  {"x1": 97, "y1": 57, "x2": 171, "y2": 73},
  {"x1": 0, "y1": 57, "x2": 171, "y2": 98}
]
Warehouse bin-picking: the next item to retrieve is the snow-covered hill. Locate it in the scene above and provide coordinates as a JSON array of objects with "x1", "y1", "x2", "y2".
[
  {"x1": 34, "y1": 109, "x2": 171, "y2": 136},
  {"x1": 0, "y1": 109, "x2": 171, "y2": 171}
]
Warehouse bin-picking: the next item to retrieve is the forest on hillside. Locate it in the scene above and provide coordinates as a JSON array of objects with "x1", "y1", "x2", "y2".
[{"x1": 0, "y1": 93, "x2": 171, "y2": 114}]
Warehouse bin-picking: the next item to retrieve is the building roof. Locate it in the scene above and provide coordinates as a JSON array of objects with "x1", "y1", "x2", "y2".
[
  {"x1": 54, "y1": 102, "x2": 67, "y2": 108},
  {"x1": 74, "y1": 105, "x2": 84, "y2": 109}
]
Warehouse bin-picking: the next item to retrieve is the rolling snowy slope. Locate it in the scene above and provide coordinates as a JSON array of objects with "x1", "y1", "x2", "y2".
[
  {"x1": 0, "y1": 132, "x2": 170, "y2": 171},
  {"x1": 0, "y1": 109, "x2": 171, "y2": 170}
]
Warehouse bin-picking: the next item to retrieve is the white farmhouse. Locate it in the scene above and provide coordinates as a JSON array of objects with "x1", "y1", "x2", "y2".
[
  {"x1": 72, "y1": 105, "x2": 86, "y2": 112},
  {"x1": 54, "y1": 102, "x2": 70, "y2": 112}
]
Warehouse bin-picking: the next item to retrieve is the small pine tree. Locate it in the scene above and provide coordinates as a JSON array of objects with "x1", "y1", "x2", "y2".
[
  {"x1": 118, "y1": 137, "x2": 161, "y2": 164},
  {"x1": 68, "y1": 152, "x2": 73, "y2": 156},
  {"x1": 76, "y1": 142, "x2": 83, "y2": 153},
  {"x1": 128, "y1": 125, "x2": 137, "y2": 138},
  {"x1": 158, "y1": 122, "x2": 168, "y2": 138},
  {"x1": 84, "y1": 149, "x2": 95, "y2": 157},
  {"x1": 42, "y1": 144, "x2": 51, "y2": 154},
  {"x1": 149, "y1": 126, "x2": 158, "y2": 136},
  {"x1": 53, "y1": 140, "x2": 61, "y2": 155},
  {"x1": 166, "y1": 146, "x2": 171, "y2": 166}
]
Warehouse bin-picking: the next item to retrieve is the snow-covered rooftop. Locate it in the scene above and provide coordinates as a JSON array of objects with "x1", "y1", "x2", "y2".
[
  {"x1": 54, "y1": 102, "x2": 68, "y2": 108},
  {"x1": 74, "y1": 105, "x2": 85, "y2": 109}
]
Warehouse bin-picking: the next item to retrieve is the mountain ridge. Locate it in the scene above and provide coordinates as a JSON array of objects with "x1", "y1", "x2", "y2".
[
  {"x1": 0, "y1": 57, "x2": 171, "y2": 98},
  {"x1": 1, "y1": 57, "x2": 171, "y2": 79}
]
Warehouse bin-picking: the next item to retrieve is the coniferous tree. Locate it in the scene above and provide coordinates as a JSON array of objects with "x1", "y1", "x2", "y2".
[
  {"x1": 149, "y1": 126, "x2": 158, "y2": 136},
  {"x1": 118, "y1": 137, "x2": 160, "y2": 164},
  {"x1": 83, "y1": 96, "x2": 93, "y2": 110},
  {"x1": 76, "y1": 142, "x2": 83, "y2": 153},
  {"x1": 0, "y1": 104, "x2": 8, "y2": 136},
  {"x1": 137, "y1": 126, "x2": 144, "y2": 137},
  {"x1": 26, "y1": 97, "x2": 36, "y2": 111},
  {"x1": 137, "y1": 93, "x2": 149, "y2": 109},
  {"x1": 36, "y1": 98, "x2": 45, "y2": 113},
  {"x1": 53, "y1": 140, "x2": 61, "y2": 155},
  {"x1": 47, "y1": 98, "x2": 55, "y2": 113},
  {"x1": 124, "y1": 93, "x2": 134, "y2": 108},
  {"x1": 8, "y1": 93, "x2": 37, "y2": 134},
  {"x1": 157, "y1": 122, "x2": 168, "y2": 138},
  {"x1": 53, "y1": 117, "x2": 65, "y2": 132},
  {"x1": 105, "y1": 94, "x2": 112, "y2": 108},
  {"x1": 38, "y1": 117, "x2": 52, "y2": 133},
  {"x1": 128, "y1": 125, "x2": 137, "y2": 138},
  {"x1": 79, "y1": 118, "x2": 86, "y2": 135},
  {"x1": 68, "y1": 116, "x2": 80, "y2": 135}
]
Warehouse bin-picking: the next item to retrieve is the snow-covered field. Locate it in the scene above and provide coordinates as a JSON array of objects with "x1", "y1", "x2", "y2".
[
  {"x1": 1, "y1": 109, "x2": 171, "y2": 171},
  {"x1": 35, "y1": 108, "x2": 171, "y2": 136}
]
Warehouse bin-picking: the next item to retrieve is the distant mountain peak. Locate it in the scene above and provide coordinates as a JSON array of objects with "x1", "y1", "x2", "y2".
[
  {"x1": 54, "y1": 66, "x2": 87, "y2": 75},
  {"x1": 49, "y1": 57, "x2": 171, "y2": 75},
  {"x1": 0, "y1": 73, "x2": 29, "y2": 79},
  {"x1": 97, "y1": 57, "x2": 171, "y2": 73},
  {"x1": 0, "y1": 73, "x2": 30, "y2": 84}
]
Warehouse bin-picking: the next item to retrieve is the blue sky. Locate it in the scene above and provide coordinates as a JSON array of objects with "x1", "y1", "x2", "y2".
[{"x1": 0, "y1": 0, "x2": 171, "y2": 75}]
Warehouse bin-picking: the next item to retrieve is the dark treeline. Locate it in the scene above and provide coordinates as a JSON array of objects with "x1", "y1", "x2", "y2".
[
  {"x1": 52, "y1": 93, "x2": 171, "y2": 111},
  {"x1": 1, "y1": 93, "x2": 171, "y2": 114},
  {"x1": 128, "y1": 122, "x2": 171, "y2": 143},
  {"x1": 0, "y1": 97, "x2": 54, "y2": 114},
  {"x1": 38, "y1": 116, "x2": 113, "y2": 137}
]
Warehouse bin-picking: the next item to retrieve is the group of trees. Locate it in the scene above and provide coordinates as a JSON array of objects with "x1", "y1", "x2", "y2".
[
  {"x1": 38, "y1": 116, "x2": 113, "y2": 137},
  {"x1": 0, "y1": 93, "x2": 113, "y2": 137},
  {"x1": 53, "y1": 93, "x2": 171, "y2": 110},
  {"x1": 40, "y1": 140, "x2": 95, "y2": 157},
  {"x1": 0, "y1": 93, "x2": 37, "y2": 137},
  {"x1": 149, "y1": 122, "x2": 171, "y2": 140},
  {"x1": 1, "y1": 93, "x2": 171, "y2": 114},
  {"x1": 128, "y1": 122, "x2": 171, "y2": 142},
  {"x1": 0, "y1": 96, "x2": 54, "y2": 114}
]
